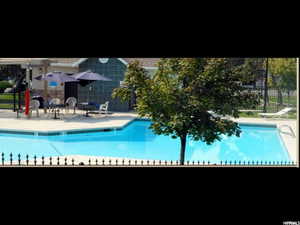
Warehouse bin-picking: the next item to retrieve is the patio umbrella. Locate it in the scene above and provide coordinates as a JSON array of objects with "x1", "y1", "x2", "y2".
[
  {"x1": 35, "y1": 71, "x2": 78, "y2": 98},
  {"x1": 71, "y1": 70, "x2": 112, "y2": 102},
  {"x1": 35, "y1": 71, "x2": 78, "y2": 83},
  {"x1": 71, "y1": 70, "x2": 112, "y2": 87}
]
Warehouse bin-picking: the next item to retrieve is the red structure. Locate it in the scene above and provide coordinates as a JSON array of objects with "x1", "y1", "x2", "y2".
[{"x1": 25, "y1": 89, "x2": 30, "y2": 115}]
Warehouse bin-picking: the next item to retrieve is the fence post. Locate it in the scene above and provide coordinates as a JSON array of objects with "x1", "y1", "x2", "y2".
[
  {"x1": 2, "y1": 153, "x2": 4, "y2": 166},
  {"x1": 26, "y1": 155, "x2": 29, "y2": 166},
  {"x1": 18, "y1": 154, "x2": 21, "y2": 166},
  {"x1": 72, "y1": 159, "x2": 75, "y2": 166},
  {"x1": 49, "y1": 157, "x2": 52, "y2": 166},
  {"x1": 42, "y1": 156, "x2": 44, "y2": 166},
  {"x1": 88, "y1": 159, "x2": 91, "y2": 166},
  {"x1": 10, "y1": 153, "x2": 13, "y2": 166},
  {"x1": 65, "y1": 158, "x2": 67, "y2": 166},
  {"x1": 102, "y1": 159, "x2": 105, "y2": 166},
  {"x1": 96, "y1": 159, "x2": 98, "y2": 166},
  {"x1": 34, "y1": 155, "x2": 37, "y2": 166}
]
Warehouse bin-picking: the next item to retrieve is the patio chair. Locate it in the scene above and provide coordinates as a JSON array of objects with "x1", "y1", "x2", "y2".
[
  {"x1": 29, "y1": 100, "x2": 40, "y2": 118},
  {"x1": 89, "y1": 101, "x2": 110, "y2": 116},
  {"x1": 65, "y1": 97, "x2": 77, "y2": 114},
  {"x1": 258, "y1": 107, "x2": 293, "y2": 118}
]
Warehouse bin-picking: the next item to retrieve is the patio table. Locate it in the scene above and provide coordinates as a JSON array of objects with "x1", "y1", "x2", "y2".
[{"x1": 49, "y1": 104, "x2": 65, "y2": 119}]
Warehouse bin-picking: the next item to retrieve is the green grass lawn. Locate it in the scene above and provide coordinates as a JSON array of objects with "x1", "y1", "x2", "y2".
[
  {"x1": 268, "y1": 95, "x2": 297, "y2": 106},
  {"x1": 0, "y1": 94, "x2": 24, "y2": 101},
  {"x1": 0, "y1": 104, "x2": 13, "y2": 109}
]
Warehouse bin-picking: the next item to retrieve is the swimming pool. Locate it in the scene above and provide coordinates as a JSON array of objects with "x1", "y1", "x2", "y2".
[{"x1": 0, "y1": 120, "x2": 290, "y2": 163}]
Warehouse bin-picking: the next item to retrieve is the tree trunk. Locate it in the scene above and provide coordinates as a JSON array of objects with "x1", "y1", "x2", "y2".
[
  {"x1": 179, "y1": 134, "x2": 187, "y2": 165},
  {"x1": 278, "y1": 89, "x2": 283, "y2": 106},
  {"x1": 263, "y1": 58, "x2": 269, "y2": 113}
]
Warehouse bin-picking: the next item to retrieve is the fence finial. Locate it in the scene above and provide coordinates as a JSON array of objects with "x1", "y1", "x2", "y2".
[
  {"x1": 18, "y1": 154, "x2": 21, "y2": 166},
  {"x1": 10, "y1": 153, "x2": 13, "y2": 165}
]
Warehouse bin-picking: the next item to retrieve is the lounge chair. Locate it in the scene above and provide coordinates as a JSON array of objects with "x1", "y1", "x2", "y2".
[
  {"x1": 65, "y1": 97, "x2": 77, "y2": 114},
  {"x1": 258, "y1": 107, "x2": 293, "y2": 118},
  {"x1": 208, "y1": 110, "x2": 231, "y2": 119},
  {"x1": 89, "y1": 101, "x2": 110, "y2": 116}
]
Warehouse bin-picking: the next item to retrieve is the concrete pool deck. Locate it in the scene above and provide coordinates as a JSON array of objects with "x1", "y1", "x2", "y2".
[
  {"x1": 0, "y1": 109, "x2": 298, "y2": 164},
  {"x1": 0, "y1": 109, "x2": 137, "y2": 133}
]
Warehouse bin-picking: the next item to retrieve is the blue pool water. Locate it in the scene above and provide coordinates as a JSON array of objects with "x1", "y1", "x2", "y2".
[{"x1": 0, "y1": 120, "x2": 290, "y2": 163}]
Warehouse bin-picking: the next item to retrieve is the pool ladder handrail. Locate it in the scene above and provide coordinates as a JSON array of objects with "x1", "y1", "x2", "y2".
[{"x1": 279, "y1": 125, "x2": 296, "y2": 138}]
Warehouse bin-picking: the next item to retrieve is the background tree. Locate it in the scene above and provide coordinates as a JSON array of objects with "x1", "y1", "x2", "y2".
[
  {"x1": 113, "y1": 58, "x2": 260, "y2": 165},
  {"x1": 112, "y1": 61, "x2": 148, "y2": 110},
  {"x1": 242, "y1": 58, "x2": 266, "y2": 107},
  {"x1": 0, "y1": 65, "x2": 24, "y2": 82},
  {"x1": 268, "y1": 58, "x2": 297, "y2": 106},
  {"x1": 280, "y1": 59, "x2": 297, "y2": 106}
]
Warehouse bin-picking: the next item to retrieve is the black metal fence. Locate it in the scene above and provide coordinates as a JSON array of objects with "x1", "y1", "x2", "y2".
[
  {"x1": 241, "y1": 88, "x2": 297, "y2": 112},
  {"x1": 0, "y1": 93, "x2": 25, "y2": 110},
  {"x1": 0, "y1": 153, "x2": 297, "y2": 167}
]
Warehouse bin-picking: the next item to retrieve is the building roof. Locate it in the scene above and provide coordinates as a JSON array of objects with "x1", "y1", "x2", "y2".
[
  {"x1": 0, "y1": 58, "x2": 51, "y2": 65},
  {"x1": 0, "y1": 58, "x2": 160, "y2": 68},
  {"x1": 48, "y1": 58, "x2": 160, "y2": 68},
  {"x1": 122, "y1": 58, "x2": 160, "y2": 68}
]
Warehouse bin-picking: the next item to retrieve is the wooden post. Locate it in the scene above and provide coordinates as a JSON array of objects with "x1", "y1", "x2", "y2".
[{"x1": 43, "y1": 62, "x2": 49, "y2": 114}]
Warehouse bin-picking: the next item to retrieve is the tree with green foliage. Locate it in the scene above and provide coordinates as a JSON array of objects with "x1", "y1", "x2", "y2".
[
  {"x1": 113, "y1": 61, "x2": 147, "y2": 110},
  {"x1": 112, "y1": 58, "x2": 260, "y2": 165},
  {"x1": 0, "y1": 80, "x2": 13, "y2": 93},
  {"x1": 268, "y1": 58, "x2": 297, "y2": 106}
]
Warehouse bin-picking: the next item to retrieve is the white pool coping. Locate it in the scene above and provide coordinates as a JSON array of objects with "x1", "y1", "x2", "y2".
[{"x1": 0, "y1": 110, "x2": 298, "y2": 164}]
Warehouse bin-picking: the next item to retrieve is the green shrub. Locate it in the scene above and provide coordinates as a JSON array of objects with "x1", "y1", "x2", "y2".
[
  {"x1": 0, "y1": 81, "x2": 13, "y2": 93},
  {"x1": 0, "y1": 81, "x2": 12, "y2": 89}
]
